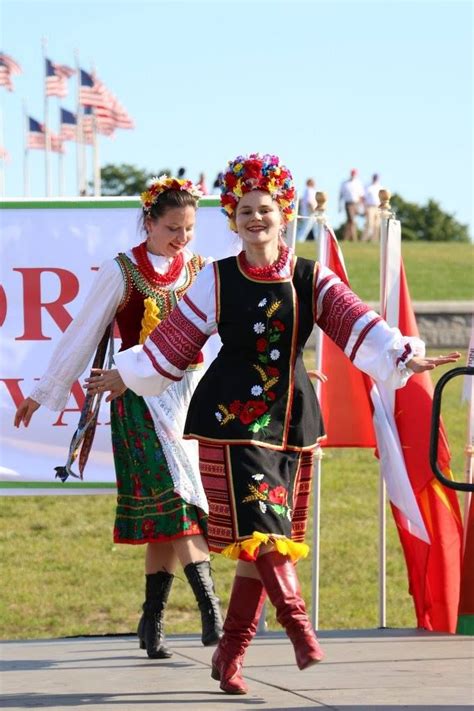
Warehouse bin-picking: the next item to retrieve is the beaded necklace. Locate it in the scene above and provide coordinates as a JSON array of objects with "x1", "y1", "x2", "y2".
[
  {"x1": 132, "y1": 241, "x2": 185, "y2": 287},
  {"x1": 239, "y1": 243, "x2": 289, "y2": 279}
]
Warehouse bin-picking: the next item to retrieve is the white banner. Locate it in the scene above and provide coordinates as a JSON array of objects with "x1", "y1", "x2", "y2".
[{"x1": 0, "y1": 197, "x2": 241, "y2": 494}]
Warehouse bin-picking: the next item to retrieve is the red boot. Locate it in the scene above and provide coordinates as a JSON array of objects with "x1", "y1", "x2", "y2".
[
  {"x1": 211, "y1": 576, "x2": 266, "y2": 694},
  {"x1": 255, "y1": 550, "x2": 324, "y2": 670}
]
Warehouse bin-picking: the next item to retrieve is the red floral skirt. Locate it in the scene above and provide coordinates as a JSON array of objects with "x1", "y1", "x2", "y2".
[{"x1": 198, "y1": 442, "x2": 314, "y2": 561}]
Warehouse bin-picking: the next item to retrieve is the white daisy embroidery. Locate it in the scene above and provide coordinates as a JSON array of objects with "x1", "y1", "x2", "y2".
[
  {"x1": 253, "y1": 322, "x2": 265, "y2": 334},
  {"x1": 251, "y1": 385, "x2": 263, "y2": 396},
  {"x1": 215, "y1": 411, "x2": 223, "y2": 422},
  {"x1": 258, "y1": 298, "x2": 267, "y2": 307},
  {"x1": 270, "y1": 349, "x2": 280, "y2": 361},
  {"x1": 259, "y1": 501, "x2": 267, "y2": 513},
  {"x1": 252, "y1": 473, "x2": 264, "y2": 481}
]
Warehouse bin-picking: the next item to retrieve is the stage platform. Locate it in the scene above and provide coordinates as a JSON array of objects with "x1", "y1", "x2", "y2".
[{"x1": 1, "y1": 628, "x2": 473, "y2": 710}]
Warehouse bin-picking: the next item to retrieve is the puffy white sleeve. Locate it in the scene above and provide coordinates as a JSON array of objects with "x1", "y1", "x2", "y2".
[
  {"x1": 30, "y1": 259, "x2": 124, "y2": 410},
  {"x1": 115, "y1": 262, "x2": 217, "y2": 397},
  {"x1": 315, "y1": 265, "x2": 425, "y2": 388}
]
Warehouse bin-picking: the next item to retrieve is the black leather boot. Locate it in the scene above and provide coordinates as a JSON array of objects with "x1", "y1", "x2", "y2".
[
  {"x1": 137, "y1": 571, "x2": 174, "y2": 659},
  {"x1": 184, "y1": 560, "x2": 224, "y2": 646}
]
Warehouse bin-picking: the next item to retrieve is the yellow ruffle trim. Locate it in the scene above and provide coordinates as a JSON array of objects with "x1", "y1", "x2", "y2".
[
  {"x1": 220, "y1": 531, "x2": 309, "y2": 562},
  {"x1": 139, "y1": 297, "x2": 161, "y2": 345}
]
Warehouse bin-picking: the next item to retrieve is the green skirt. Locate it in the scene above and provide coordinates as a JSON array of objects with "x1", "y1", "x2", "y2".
[{"x1": 110, "y1": 389, "x2": 207, "y2": 544}]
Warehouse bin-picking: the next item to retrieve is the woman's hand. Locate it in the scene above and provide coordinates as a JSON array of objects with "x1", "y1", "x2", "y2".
[
  {"x1": 407, "y1": 351, "x2": 461, "y2": 373},
  {"x1": 84, "y1": 368, "x2": 127, "y2": 402},
  {"x1": 14, "y1": 397, "x2": 40, "y2": 428},
  {"x1": 307, "y1": 369, "x2": 328, "y2": 383}
]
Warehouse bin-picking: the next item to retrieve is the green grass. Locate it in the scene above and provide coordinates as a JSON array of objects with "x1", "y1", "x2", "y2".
[
  {"x1": 0, "y1": 351, "x2": 468, "y2": 640},
  {"x1": 295, "y1": 242, "x2": 474, "y2": 302}
]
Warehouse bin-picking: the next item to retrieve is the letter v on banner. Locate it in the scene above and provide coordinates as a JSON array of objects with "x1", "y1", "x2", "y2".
[{"x1": 379, "y1": 217, "x2": 463, "y2": 633}]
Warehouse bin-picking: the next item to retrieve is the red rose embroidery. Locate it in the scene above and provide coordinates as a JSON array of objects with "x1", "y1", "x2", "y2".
[
  {"x1": 256, "y1": 338, "x2": 268, "y2": 353},
  {"x1": 239, "y1": 400, "x2": 268, "y2": 425},
  {"x1": 271, "y1": 319, "x2": 285, "y2": 332},
  {"x1": 229, "y1": 400, "x2": 244, "y2": 415},
  {"x1": 266, "y1": 391, "x2": 276, "y2": 401},
  {"x1": 266, "y1": 366, "x2": 279, "y2": 377},
  {"x1": 268, "y1": 486, "x2": 287, "y2": 505},
  {"x1": 258, "y1": 482, "x2": 270, "y2": 493}
]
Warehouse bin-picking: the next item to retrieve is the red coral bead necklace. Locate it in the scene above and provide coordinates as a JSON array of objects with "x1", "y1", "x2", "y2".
[
  {"x1": 240, "y1": 242, "x2": 289, "y2": 279},
  {"x1": 132, "y1": 241, "x2": 185, "y2": 287}
]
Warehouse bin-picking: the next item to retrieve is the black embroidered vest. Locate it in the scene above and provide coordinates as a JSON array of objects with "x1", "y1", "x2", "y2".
[{"x1": 184, "y1": 256, "x2": 324, "y2": 450}]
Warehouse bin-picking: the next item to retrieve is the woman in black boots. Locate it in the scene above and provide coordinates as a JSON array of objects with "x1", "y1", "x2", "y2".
[
  {"x1": 90, "y1": 154, "x2": 459, "y2": 692},
  {"x1": 14, "y1": 175, "x2": 223, "y2": 658}
]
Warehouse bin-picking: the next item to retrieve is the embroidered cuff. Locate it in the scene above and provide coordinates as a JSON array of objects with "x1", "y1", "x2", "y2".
[
  {"x1": 30, "y1": 375, "x2": 71, "y2": 411},
  {"x1": 394, "y1": 337, "x2": 425, "y2": 374}
]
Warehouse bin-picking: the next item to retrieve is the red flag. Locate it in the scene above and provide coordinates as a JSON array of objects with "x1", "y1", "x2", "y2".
[
  {"x1": 319, "y1": 228, "x2": 376, "y2": 447},
  {"x1": 390, "y1": 262, "x2": 463, "y2": 632}
]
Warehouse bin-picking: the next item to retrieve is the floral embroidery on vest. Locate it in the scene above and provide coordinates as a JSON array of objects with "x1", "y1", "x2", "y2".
[
  {"x1": 214, "y1": 296, "x2": 285, "y2": 434},
  {"x1": 243, "y1": 473, "x2": 292, "y2": 520}
]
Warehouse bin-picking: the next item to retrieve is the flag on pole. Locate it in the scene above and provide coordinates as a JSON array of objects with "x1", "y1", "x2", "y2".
[
  {"x1": 382, "y1": 223, "x2": 463, "y2": 632},
  {"x1": 79, "y1": 69, "x2": 107, "y2": 108},
  {"x1": 45, "y1": 58, "x2": 75, "y2": 98},
  {"x1": 319, "y1": 224, "x2": 463, "y2": 631},
  {"x1": 59, "y1": 108, "x2": 77, "y2": 141},
  {"x1": 27, "y1": 117, "x2": 46, "y2": 150},
  {"x1": 81, "y1": 106, "x2": 95, "y2": 144},
  {"x1": 0, "y1": 51, "x2": 22, "y2": 91},
  {"x1": 319, "y1": 229, "x2": 376, "y2": 447}
]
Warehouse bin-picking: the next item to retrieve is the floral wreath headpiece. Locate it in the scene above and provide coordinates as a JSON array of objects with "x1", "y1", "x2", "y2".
[
  {"x1": 220, "y1": 153, "x2": 296, "y2": 226},
  {"x1": 140, "y1": 174, "x2": 203, "y2": 215}
]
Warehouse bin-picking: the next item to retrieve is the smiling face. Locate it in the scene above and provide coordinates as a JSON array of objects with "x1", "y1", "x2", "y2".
[
  {"x1": 145, "y1": 205, "x2": 196, "y2": 258},
  {"x1": 234, "y1": 190, "x2": 282, "y2": 248}
]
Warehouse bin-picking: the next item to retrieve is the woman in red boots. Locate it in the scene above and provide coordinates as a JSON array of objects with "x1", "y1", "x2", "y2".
[
  {"x1": 88, "y1": 154, "x2": 460, "y2": 694},
  {"x1": 14, "y1": 176, "x2": 223, "y2": 659}
]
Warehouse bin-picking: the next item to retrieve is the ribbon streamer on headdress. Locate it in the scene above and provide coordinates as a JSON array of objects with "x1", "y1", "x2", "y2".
[{"x1": 54, "y1": 323, "x2": 115, "y2": 482}]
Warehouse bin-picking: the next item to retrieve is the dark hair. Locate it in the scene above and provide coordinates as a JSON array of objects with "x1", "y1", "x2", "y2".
[{"x1": 139, "y1": 189, "x2": 198, "y2": 232}]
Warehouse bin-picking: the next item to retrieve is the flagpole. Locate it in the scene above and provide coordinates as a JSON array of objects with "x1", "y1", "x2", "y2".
[
  {"x1": 23, "y1": 100, "x2": 29, "y2": 197},
  {"x1": 309, "y1": 190, "x2": 328, "y2": 631},
  {"x1": 377, "y1": 188, "x2": 398, "y2": 628},
  {"x1": 93, "y1": 111, "x2": 100, "y2": 196},
  {"x1": 75, "y1": 49, "x2": 82, "y2": 195},
  {"x1": 42, "y1": 37, "x2": 51, "y2": 196}
]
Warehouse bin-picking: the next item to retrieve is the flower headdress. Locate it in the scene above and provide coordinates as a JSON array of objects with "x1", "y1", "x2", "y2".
[
  {"x1": 220, "y1": 153, "x2": 296, "y2": 227},
  {"x1": 140, "y1": 174, "x2": 203, "y2": 214}
]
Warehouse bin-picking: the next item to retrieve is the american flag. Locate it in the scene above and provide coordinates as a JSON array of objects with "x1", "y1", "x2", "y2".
[
  {"x1": 50, "y1": 133, "x2": 65, "y2": 154},
  {"x1": 80, "y1": 106, "x2": 94, "y2": 145},
  {"x1": 45, "y1": 58, "x2": 75, "y2": 98},
  {"x1": 27, "y1": 117, "x2": 46, "y2": 150},
  {"x1": 0, "y1": 51, "x2": 22, "y2": 92},
  {"x1": 60, "y1": 108, "x2": 77, "y2": 141},
  {"x1": 79, "y1": 69, "x2": 108, "y2": 108}
]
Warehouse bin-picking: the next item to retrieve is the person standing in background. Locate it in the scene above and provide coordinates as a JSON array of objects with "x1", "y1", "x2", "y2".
[
  {"x1": 362, "y1": 173, "x2": 382, "y2": 242},
  {"x1": 339, "y1": 168, "x2": 364, "y2": 241},
  {"x1": 296, "y1": 177, "x2": 317, "y2": 242}
]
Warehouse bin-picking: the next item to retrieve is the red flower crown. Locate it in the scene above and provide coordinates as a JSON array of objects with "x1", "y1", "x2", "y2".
[{"x1": 220, "y1": 153, "x2": 296, "y2": 224}]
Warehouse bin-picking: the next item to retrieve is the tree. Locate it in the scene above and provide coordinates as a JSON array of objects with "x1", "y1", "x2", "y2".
[
  {"x1": 98, "y1": 164, "x2": 171, "y2": 196},
  {"x1": 390, "y1": 194, "x2": 469, "y2": 242}
]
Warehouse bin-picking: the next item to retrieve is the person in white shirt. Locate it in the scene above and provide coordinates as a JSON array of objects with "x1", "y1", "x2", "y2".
[
  {"x1": 339, "y1": 168, "x2": 365, "y2": 241},
  {"x1": 296, "y1": 177, "x2": 317, "y2": 242},
  {"x1": 362, "y1": 173, "x2": 382, "y2": 242}
]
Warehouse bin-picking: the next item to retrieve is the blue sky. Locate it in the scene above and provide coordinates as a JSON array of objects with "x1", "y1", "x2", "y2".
[{"x1": 1, "y1": 0, "x2": 472, "y2": 234}]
